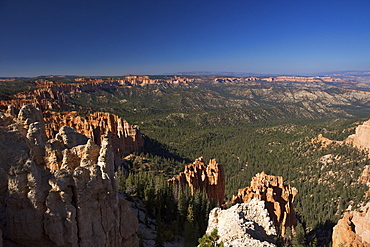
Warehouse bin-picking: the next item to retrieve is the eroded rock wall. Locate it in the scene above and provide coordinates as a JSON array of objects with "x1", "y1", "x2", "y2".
[
  {"x1": 0, "y1": 105, "x2": 138, "y2": 247},
  {"x1": 43, "y1": 111, "x2": 144, "y2": 161}
]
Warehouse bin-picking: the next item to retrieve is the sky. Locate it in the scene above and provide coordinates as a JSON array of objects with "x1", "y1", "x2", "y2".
[{"x1": 0, "y1": 0, "x2": 370, "y2": 77}]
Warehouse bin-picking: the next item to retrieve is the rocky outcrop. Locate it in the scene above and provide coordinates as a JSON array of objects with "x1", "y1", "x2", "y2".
[
  {"x1": 168, "y1": 157, "x2": 225, "y2": 205},
  {"x1": 43, "y1": 111, "x2": 144, "y2": 164},
  {"x1": 332, "y1": 203, "x2": 370, "y2": 247},
  {"x1": 206, "y1": 198, "x2": 277, "y2": 247},
  {"x1": 232, "y1": 172, "x2": 298, "y2": 236},
  {"x1": 115, "y1": 75, "x2": 193, "y2": 86},
  {"x1": 0, "y1": 105, "x2": 138, "y2": 247},
  {"x1": 312, "y1": 134, "x2": 342, "y2": 148},
  {"x1": 345, "y1": 120, "x2": 370, "y2": 151}
]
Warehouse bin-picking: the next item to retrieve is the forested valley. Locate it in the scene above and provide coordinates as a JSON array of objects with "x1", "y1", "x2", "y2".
[
  {"x1": 66, "y1": 78, "x2": 370, "y2": 246},
  {"x1": 1, "y1": 76, "x2": 370, "y2": 246}
]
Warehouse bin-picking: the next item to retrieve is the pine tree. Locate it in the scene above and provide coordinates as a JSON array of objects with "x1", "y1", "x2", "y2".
[
  {"x1": 198, "y1": 229, "x2": 224, "y2": 247},
  {"x1": 291, "y1": 222, "x2": 306, "y2": 247}
]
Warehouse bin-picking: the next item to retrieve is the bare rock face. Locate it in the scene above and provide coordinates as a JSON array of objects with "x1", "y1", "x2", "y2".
[
  {"x1": 332, "y1": 203, "x2": 370, "y2": 247},
  {"x1": 232, "y1": 172, "x2": 298, "y2": 236},
  {"x1": 345, "y1": 120, "x2": 370, "y2": 151},
  {"x1": 44, "y1": 111, "x2": 144, "y2": 164},
  {"x1": 206, "y1": 198, "x2": 277, "y2": 247},
  {"x1": 0, "y1": 105, "x2": 139, "y2": 247},
  {"x1": 44, "y1": 128, "x2": 100, "y2": 172},
  {"x1": 168, "y1": 157, "x2": 225, "y2": 205},
  {"x1": 55, "y1": 126, "x2": 89, "y2": 149},
  {"x1": 17, "y1": 104, "x2": 46, "y2": 129}
]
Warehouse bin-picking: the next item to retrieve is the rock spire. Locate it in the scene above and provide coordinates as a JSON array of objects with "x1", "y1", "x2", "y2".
[{"x1": 168, "y1": 157, "x2": 225, "y2": 205}]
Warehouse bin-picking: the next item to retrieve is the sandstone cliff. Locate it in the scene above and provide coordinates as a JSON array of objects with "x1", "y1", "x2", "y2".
[
  {"x1": 0, "y1": 105, "x2": 138, "y2": 247},
  {"x1": 332, "y1": 202, "x2": 370, "y2": 247},
  {"x1": 168, "y1": 157, "x2": 225, "y2": 205},
  {"x1": 206, "y1": 198, "x2": 277, "y2": 247},
  {"x1": 232, "y1": 172, "x2": 298, "y2": 236}
]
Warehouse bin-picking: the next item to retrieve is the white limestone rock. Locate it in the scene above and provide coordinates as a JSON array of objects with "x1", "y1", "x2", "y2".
[{"x1": 206, "y1": 198, "x2": 277, "y2": 247}]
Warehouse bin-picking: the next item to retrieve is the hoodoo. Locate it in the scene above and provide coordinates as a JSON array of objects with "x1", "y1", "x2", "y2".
[
  {"x1": 232, "y1": 172, "x2": 298, "y2": 236},
  {"x1": 168, "y1": 157, "x2": 225, "y2": 205}
]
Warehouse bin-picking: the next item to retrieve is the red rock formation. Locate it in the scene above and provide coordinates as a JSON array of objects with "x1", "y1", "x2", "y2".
[
  {"x1": 43, "y1": 111, "x2": 144, "y2": 161},
  {"x1": 332, "y1": 203, "x2": 370, "y2": 247},
  {"x1": 261, "y1": 76, "x2": 346, "y2": 83},
  {"x1": 231, "y1": 172, "x2": 298, "y2": 236},
  {"x1": 168, "y1": 157, "x2": 225, "y2": 205},
  {"x1": 115, "y1": 75, "x2": 193, "y2": 86}
]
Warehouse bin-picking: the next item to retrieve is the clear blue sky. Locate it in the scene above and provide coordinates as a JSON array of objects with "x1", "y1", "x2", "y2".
[{"x1": 1, "y1": 0, "x2": 369, "y2": 77}]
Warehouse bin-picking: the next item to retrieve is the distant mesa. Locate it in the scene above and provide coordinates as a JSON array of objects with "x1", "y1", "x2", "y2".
[{"x1": 213, "y1": 75, "x2": 347, "y2": 84}]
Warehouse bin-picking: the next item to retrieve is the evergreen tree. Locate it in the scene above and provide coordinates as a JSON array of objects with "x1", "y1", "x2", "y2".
[
  {"x1": 291, "y1": 222, "x2": 306, "y2": 247},
  {"x1": 184, "y1": 204, "x2": 200, "y2": 247},
  {"x1": 198, "y1": 229, "x2": 224, "y2": 247}
]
